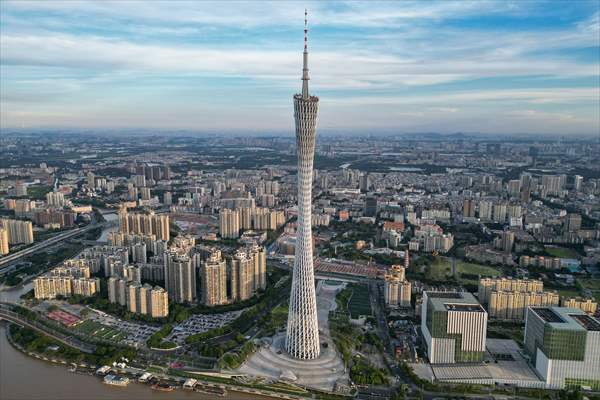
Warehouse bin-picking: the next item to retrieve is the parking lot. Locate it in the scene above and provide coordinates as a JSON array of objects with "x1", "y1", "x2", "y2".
[
  {"x1": 166, "y1": 310, "x2": 243, "y2": 344},
  {"x1": 87, "y1": 309, "x2": 160, "y2": 347}
]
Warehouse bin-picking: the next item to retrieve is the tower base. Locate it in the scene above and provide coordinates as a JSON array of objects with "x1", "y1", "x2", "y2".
[{"x1": 236, "y1": 280, "x2": 349, "y2": 392}]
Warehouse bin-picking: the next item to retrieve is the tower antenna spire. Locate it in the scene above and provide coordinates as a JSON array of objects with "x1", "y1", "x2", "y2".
[{"x1": 302, "y1": 8, "x2": 310, "y2": 99}]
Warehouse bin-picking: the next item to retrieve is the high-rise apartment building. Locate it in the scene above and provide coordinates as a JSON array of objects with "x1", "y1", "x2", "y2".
[
  {"x1": 72, "y1": 278, "x2": 100, "y2": 297},
  {"x1": 492, "y1": 203, "x2": 507, "y2": 223},
  {"x1": 565, "y1": 213, "x2": 582, "y2": 232},
  {"x1": 121, "y1": 281, "x2": 168, "y2": 318},
  {"x1": 573, "y1": 175, "x2": 583, "y2": 191},
  {"x1": 364, "y1": 196, "x2": 378, "y2": 217},
  {"x1": 561, "y1": 297, "x2": 598, "y2": 315},
  {"x1": 248, "y1": 244, "x2": 267, "y2": 291},
  {"x1": 0, "y1": 218, "x2": 34, "y2": 245},
  {"x1": 494, "y1": 230, "x2": 515, "y2": 253},
  {"x1": 478, "y1": 278, "x2": 559, "y2": 321},
  {"x1": 46, "y1": 191, "x2": 66, "y2": 207},
  {"x1": 0, "y1": 228, "x2": 9, "y2": 255},
  {"x1": 462, "y1": 199, "x2": 475, "y2": 218},
  {"x1": 164, "y1": 252, "x2": 195, "y2": 303},
  {"x1": 200, "y1": 250, "x2": 228, "y2": 306},
  {"x1": 286, "y1": 12, "x2": 321, "y2": 360},
  {"x1": 118, "y1": 208, "x2": 169, "y2": 241},
  {"x1": 230, "y1": 250, "x2": 254, "y2": 302},
  {"x1": 524, "y1": 307, "x2": 600, "y2": 390},
  {"x1": 421, "y1": 291, "x2": 488, "y2": 364},
  {"x1": 478, "y1": 200, "x2": 492, "y2": 221},
  {"x1": 219, "y1": 208, "x2": 240, "y2": 239},
  {"x1": 384, "y1": 265, "x2": 411, "y2": 307},
  {"x1": 33, "y1": 275, "x2": 72, "y2": 299},
  {"x1": 108, "y1": 277, "x2": 128, "y2": 306}
]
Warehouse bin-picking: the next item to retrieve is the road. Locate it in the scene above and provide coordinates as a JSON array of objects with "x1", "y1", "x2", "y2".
[
  {"x1": 0, "y1": 304, "x2": 96, "y2": 353},
  {"x1": 0, "y1": 221, "x2": 114, "y2": 271}
]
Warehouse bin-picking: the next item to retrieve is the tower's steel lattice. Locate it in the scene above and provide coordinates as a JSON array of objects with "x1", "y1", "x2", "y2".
[{"x1": 285, "y1": 10, "x2": 321, "y2": 360}]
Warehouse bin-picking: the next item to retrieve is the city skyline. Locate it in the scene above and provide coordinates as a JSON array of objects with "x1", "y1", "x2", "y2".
[{"x1": 1, "y1": 0, "x2": 599, "y2": 136}]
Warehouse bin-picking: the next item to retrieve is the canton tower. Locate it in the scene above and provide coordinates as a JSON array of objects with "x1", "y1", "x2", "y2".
[{"x1": 285, "y1": 10, "x2": 320, "y2": 360}]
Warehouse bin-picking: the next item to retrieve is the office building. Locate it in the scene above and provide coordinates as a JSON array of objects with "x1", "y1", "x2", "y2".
[
  {"x1": 524, "y1": 307, "x2": 600, "y2": 390},
  {"x1": 286, "y1": 14, "x2": 321, "y2": 360},
  {"x1": 421, "y1": 291, "x2": 488, "y2": 364}
]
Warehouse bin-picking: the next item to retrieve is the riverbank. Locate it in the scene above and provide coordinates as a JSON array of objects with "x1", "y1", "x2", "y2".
[{"x1": 0, "y1": 323, "x2": 307, "y2": 400}]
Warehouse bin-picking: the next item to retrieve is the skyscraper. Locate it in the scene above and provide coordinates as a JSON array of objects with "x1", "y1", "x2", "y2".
[{"x1": 286, "y1": 11, "x2": 320, "y2": 360}]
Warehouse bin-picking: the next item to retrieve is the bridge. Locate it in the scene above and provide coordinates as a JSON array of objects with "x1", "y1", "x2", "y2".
[{"x1": 0, "y1": 304, "x2": 95, "y2": 353}]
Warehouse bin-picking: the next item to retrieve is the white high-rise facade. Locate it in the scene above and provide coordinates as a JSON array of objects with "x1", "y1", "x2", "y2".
[{"x1": 285, "y1": 11, "x2": 320, "y2": 360}]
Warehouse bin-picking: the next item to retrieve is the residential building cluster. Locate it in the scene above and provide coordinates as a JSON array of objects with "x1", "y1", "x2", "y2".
[{"x1": 383, "y1": 265, "x2": 411, "y2": 308}]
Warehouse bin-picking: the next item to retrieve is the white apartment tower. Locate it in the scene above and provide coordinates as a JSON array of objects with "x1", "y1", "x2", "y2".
[{"x1": 285, "y1": 11, "x2": 320, "y2": 360}]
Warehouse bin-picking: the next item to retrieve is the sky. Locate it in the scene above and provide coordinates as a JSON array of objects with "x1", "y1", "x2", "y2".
[{"x1": 1, "y1": 0, "x2": 599, "y2": 136}]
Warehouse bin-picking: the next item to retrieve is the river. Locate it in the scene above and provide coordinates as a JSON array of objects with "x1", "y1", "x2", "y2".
[
  {"x1": 98, "y1": 211, "x2": 118, "y2": 242},
  {"x1": 0, "y1": 271, "x2": 273, "y2": 400}
]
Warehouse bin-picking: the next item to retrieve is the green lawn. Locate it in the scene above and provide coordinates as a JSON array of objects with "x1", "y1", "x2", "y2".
[
  {"x1": 457, "y1": 261, "x2": 502, "y2": 277},
  {"x1": 426, "y1": 258, "x2": 452, "y2": 281},
  {"x1": 73, "y1": 320, "x2": 126, "y2": 341},
  {"x1": 578, "y1": 279, "x2": 600, "y2": 302},
  {"x1": 426, "y1": 258, "x2": 501, "y2": 284},
  {"x1": 347, "y1": 283, "x2": 372, "y2": 318},
  {"x1": 545, "y1": 246, "x2": 578, "y2": 259}
]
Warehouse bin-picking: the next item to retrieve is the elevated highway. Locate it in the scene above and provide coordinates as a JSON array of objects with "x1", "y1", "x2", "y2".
[{"x1": 0, "y1": 221, "x2": 115, "y2": 272}]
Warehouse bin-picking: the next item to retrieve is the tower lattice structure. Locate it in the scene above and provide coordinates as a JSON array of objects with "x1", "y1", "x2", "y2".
[{"x1": 285, "y1": 10, "x2": 321, "y2": 360}]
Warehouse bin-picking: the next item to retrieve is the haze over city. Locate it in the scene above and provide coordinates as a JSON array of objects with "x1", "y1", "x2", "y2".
[
  {"x1": 1, "y1": 2, "x2": 600, "y2": 400},
  {"x1": 1, "y1": 0, "x2": 599, "y2": 135}
]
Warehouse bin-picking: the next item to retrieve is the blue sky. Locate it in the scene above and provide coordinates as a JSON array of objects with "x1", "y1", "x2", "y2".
[{"x1": 1, "y1": 0, "x2": 598, "y2": 136}]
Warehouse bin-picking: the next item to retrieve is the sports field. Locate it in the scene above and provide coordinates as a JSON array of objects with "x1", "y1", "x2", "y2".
[
  {"x1": 73, "y1": 319, "x2": 127, "y2": 342},
  {"x1": 426, "y1": 257, "x2": 501, "y2": 284},
  {"x1": 347, "y1": 283, "x2": 372, "y2": 318},
  {"x1": 545, "y1": 246, "x2": 579, "y2": 259}
]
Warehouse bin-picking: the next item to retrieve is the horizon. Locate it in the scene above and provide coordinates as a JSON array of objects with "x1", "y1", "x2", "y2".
[{"x1": 1, "y1": 1, "x2": 599, "y2": 136}]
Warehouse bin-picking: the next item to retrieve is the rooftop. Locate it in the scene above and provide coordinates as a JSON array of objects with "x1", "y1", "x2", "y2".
[
  {"x1": 444, "y1": 303, "x2": 485, "y2": 312},
  {"x1": 570, "y1": 314, "x2": 600, "y2": 331},
  {"x1": 531, "y1": 306, "x2": 600, "y2": 331},
  {"x1": 425, "y1": 291, "x2": 484, "y2": 313},
  {"x1": 531, "y1": 307, "x2": 564, "y2": 323}
]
